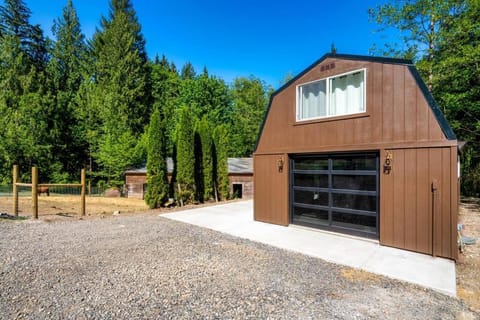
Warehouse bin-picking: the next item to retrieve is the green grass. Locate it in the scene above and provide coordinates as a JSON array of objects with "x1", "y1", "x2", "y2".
[{"x1": 0, "y1": 214, "x2": 28, "y2": 221}]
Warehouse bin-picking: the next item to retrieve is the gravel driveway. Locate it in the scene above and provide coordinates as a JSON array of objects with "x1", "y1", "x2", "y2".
[{"x1": 0, "y1": 213, "x2": 474, "y2": 319}]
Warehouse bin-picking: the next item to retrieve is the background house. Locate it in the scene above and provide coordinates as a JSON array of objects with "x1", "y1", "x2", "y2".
[
  {"x1": 125, "y1": 158, "x2": 253, "y2": 200},
  {"x1": 254, "y1": 53, "x2": 459, "y2": 260}
]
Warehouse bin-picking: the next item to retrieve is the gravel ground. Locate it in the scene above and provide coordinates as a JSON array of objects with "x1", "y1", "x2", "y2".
[{"x1": 0, "y1": 214, "x2": 475, "y2": 319}]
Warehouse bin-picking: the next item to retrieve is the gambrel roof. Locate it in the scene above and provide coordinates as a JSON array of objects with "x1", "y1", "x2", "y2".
[{"x1": 254, "y1": 53, "x2": 456, "y2": 152}]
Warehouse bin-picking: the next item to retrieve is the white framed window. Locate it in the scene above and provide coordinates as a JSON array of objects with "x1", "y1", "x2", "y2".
[{"x1": 296, "y1": 69, "x2": 366, "y2": 121}]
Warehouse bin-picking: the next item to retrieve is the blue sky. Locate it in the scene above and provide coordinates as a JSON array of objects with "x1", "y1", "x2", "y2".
[{"x1": 23, "y1": 0, "x2": 396, "y2": 88}]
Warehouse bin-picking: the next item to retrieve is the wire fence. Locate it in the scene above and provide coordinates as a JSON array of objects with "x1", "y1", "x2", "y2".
[{"x1": 0, "y1": 185, "x2": 108, "y2": 197}]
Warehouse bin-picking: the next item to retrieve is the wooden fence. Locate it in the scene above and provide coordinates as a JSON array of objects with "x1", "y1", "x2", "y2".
[{"x1": 12, "y1": 165, "x2": 86, "y2": 219}]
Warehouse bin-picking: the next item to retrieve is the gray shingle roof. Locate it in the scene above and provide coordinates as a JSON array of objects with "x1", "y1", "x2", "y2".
[
  {"x1": 125, "y1": 157, "x2": 252, "y2": 175},
  {"x1": 227, "y1": 158, "x2": 253, "y2": 174}
]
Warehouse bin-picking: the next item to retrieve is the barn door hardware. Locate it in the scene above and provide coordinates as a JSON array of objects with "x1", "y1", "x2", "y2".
[
  {"x1": 277, "y1": 157, "x2": 284, "y2": 172},
  {"x1": 383, "y1": 151, "x2": 393, "y2": 174},
  {"x1": 431, "y1": 179, "x2": 438, "y2": 257}
]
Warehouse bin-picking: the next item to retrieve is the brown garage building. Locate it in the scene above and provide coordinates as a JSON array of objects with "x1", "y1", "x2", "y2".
[{"x1": 254, "y1": 53, "x2": 459, "y2": 260}]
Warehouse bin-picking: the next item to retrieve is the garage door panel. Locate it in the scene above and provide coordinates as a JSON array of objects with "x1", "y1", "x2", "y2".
[
  {"x1": 292, "y1": 206, "x2": 329, "y2": 227},
  {"x1": 294, "y1": 158, "x2": 329, "y2": 170},
  {"x1": 293, "y1": 190, "x2": 329, "y2": 206},
  {"x1": 332, "y1": 155, "x2": 377, "y2": 170},
  {"x1": 332, "y1": 211, "x2": 377, "y2": 234},
  {"x1": 332, "y1": 175, "x2": 376, "y2": 191},
  {"x1": 294, "y1": 174, "x2": 328, "y2": 188},
  {"x1": 331, "y1": 193, "x2": 377, "y2": 212},
  {"x1": 291, "y1": 152, "x2": 379, "y2": 238}
]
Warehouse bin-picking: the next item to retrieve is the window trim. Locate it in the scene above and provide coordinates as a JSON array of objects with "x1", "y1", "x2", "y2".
[{"x1": 296, "y1": 68, "x2": 367, "y2": 122}]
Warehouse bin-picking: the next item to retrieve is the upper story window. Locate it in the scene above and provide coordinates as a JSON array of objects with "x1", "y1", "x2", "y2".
[{"x1": 296, "y1": 69, "x2": 366, "y2": 121}]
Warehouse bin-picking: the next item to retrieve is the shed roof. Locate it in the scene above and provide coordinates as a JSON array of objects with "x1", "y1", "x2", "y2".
[
  {"x1": 254, "y1": 53, "x2": 456, "y2": 152},
  {"x1": 227, "y1": 157, "x2": 253, "y2": 174},
  {"x1": 125, "y1": 157, "x2": 252, "y2": 175}
]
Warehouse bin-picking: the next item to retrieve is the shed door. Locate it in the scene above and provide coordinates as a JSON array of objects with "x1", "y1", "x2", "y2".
[{"x1": 290, "y1": 153, "x2": 379, "y2": 238}]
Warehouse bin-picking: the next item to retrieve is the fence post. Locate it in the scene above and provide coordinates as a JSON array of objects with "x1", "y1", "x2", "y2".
[
  {"x1": 13, "y1": 165, "x2": 18, "y2": 217},
  {"x1": 80, "y1": 168, "x2": 86, "y2": 216},
  {"x1": 32, "y1": 166, "x2": 38, "y2": 219}
]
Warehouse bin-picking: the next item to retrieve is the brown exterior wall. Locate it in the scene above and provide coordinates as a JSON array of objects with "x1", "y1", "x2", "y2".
[
  {"x1": 254, "y1": 57, "x2": 458, "y2": 260},
  {"x1": 380, "y1": 147, "x2": 458, "y2": 259},
  {"x1": 125, "y1": 174, "x2": 146, "y2": 199},
  {"x1": 126, "y1": 172, "x2": 255, "y2": 200},
  {"x1": 253, "y1": 154, "x2": 289, "y2": 225},
  {"x1": 229, "y1": 174, "x2": 254, "y2": 199}
]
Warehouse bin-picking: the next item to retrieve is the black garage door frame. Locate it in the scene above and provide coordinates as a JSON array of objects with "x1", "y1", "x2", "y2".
[{"x1": 289, "y1": 152, "x2": 380, "y2": 239}]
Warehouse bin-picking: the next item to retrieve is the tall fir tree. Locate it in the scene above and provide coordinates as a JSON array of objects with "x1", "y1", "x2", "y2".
[
  {"x1": 180, "y1": 62, "x2": 196, "y2": 80},
  {"x1": 0, "y1": 0, "x2": 51, "y2": 182},
  {"x1": 145, "y1": 108, "x2": 169, "y2": 208},
  {"x1": 90, "y1": 0, "x2": 150, "y2": 183},
  {"x1": 48, "y1": 0, "x2": 88, "y2": 180},
  {"x1": 175, "y1": 105, "x2": 196, "y2": 204},
  {"x1": 0, "y1": 0, "x2": 47, "y2": 70}
]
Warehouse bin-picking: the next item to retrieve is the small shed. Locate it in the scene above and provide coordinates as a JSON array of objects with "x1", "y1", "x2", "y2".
[
  {"x1": 125, "y1": 157, "x2": 253, "y2": 200},
  {"x1": 254, "y1": 53, "x2": 459, "y2": 260},
  {"x1": 228, "y1": 158, "x2": 254, "y2": 199}
]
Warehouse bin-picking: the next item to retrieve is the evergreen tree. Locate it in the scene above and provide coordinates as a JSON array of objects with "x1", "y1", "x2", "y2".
[
  {"x1": 213, "y1": 124, "x2": 229, "y2": 200},
  {"x1": 175, "y1": 105, "x2": 196, "y2": 204},
  {"x1": 0, "y1": 0, "x2": 51, "y2": 182},
  {"x1": 145, "y1": 109, "x2": 169, "y2": 208},
  {"x1": 0, "y1": 0, "x2": 47, "y2": 70},
  {"x1": 151, "y1": 56, "x2": 181, "y2": 156},
  {"x1": 197, "y1": 116, "x2": 214, "y2": 201},
  {"x1": 90, "y1": 0, "x2": 150, "y2": 183},
  {"x1": 48, "y1": 0, "x2": 88, "y2": 179},
  {"x1": 180, "y1": 61, "x2": 196, "y2": 80}
]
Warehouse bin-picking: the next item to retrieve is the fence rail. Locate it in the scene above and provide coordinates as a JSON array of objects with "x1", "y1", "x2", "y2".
[
  {"x1": 12, "y1": 166, "x2": 86, "y2": 219},
  {"x1": 0, "y1": 185, "x2": 108, "y2": 197}
]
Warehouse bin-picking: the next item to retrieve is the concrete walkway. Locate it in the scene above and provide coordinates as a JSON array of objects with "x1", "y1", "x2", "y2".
[{"x1": 161, "y1": 200, "x2": 456, "y2": 296}]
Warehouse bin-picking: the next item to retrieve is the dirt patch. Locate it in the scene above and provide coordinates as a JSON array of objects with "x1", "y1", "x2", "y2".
[
  {"x1": 340, "y1": 268, "x2": 382, "y2": 285},
  {"x1": 457, "y1": 198, "x2": 480, "y2": 313},
  {"x1": 0, "y1": 196, "x2": 149, "y2": 221},
  {"x1": 0, "y1": 196, "x2": 243, "y2": 222}
]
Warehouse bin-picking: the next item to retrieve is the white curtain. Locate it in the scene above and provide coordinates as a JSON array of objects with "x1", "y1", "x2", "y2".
[
  {"x1": 330, "y1": 71, "x2": 364, "y2": 116},
  {"x1": 300, "y1": 80, "x2": 326, "y2": 119}
]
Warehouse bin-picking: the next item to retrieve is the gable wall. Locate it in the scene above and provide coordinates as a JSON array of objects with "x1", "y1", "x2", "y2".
[{"x1": 256, "y1": 58, "x2": 448, "y2": 155}]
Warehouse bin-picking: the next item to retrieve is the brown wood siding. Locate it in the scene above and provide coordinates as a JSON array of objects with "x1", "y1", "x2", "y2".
[
  {"x1": 255, "y1": 57, "x2": 458, "y2": 259},
  {"x1": 256, "y1": 58, "x2": 449, "y2": 155},
  {"x1": 379, "y1": 147, "x2": 456, "y2": 259},
  {"x1": 450, "y1": 146, "x2": 459, "y2": 260},
  {"x1": 228, "y1": 174, "x2": 254, "y2": 199},
  {"x1": 253, "y1": 154, "x2": 289, "y2": 225}
]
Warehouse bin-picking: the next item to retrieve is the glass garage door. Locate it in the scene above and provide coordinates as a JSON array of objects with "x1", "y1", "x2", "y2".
[{"x1": 290, "y1": 153, "x2": 379, "y2": 238}]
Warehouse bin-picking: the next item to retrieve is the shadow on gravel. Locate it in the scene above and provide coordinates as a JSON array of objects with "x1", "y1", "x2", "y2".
[{"x1": 0, "y1": 213, "x2": 28, "y2": 221}]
